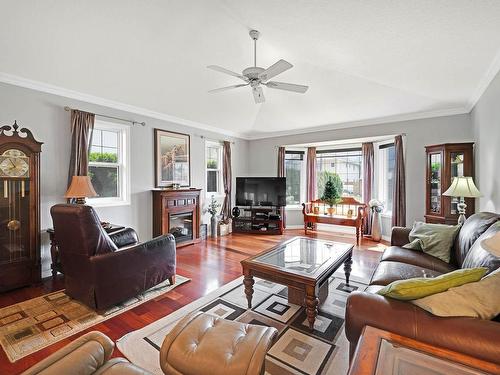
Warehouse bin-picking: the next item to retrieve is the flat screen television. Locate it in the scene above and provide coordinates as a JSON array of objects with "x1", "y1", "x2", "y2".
[{"x1": 236, "y1": 177, "x2": 286, "y2": 207}]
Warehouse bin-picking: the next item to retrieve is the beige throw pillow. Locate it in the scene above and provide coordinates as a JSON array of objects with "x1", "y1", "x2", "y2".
[{"x1": 412, "y1": 268, "x2": 500, "y2": 319}]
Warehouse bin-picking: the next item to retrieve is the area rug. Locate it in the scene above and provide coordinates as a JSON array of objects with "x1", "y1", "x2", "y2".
[
  {"x1": 0, "y1": 275, "x2": 190, "y2": 362},
  {"x1": 118, "y1": 271, "x2": 367, "y2": 375}
]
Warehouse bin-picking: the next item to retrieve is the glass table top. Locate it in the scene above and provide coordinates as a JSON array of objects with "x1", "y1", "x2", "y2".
[{"x1": 252, "y1": 237, "x2": 353, "y2": 278}]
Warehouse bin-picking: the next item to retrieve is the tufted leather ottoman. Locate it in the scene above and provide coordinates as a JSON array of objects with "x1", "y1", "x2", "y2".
[{"x1": 159, "y1": 311, "x2": 278, "y2": 375}]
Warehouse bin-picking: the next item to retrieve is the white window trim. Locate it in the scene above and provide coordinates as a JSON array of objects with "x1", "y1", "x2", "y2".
[
  {"x1": 87, "y1": 120, "x2": 131, "y2": 207},
  {"x1": 284, "y1": 149, "x2": 306, "y2": 209},
  {"x1": 376, "y1": 140, "x2": 394, "y2": 217},
  {"x1": 205, "y1": 140, "x2": 224, "y2": 198}
]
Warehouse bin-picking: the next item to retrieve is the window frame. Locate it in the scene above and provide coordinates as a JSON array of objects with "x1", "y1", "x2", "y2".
[
  {"x1": 205, "y1": 140, "x2": 223, "y2": 197},
  {"x1": 284, "y1": 150, "x2": 305, "y2": 208},
  {"x1": 316, "y1": 147, "x2": 363, "y2": 201},
  {"x1": 377, "y1": 141, "x2": 395, "y2": 216},
  {"x1": 87, "y1": 120, "x2": 131, "y2": 207}
]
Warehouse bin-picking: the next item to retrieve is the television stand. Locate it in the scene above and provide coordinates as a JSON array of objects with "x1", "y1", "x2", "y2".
[{"x1": 232, "y1": 206, "x2": 284, "y2": 235}]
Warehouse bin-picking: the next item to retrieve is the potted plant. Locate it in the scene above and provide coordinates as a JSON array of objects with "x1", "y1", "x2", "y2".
[
  {"x1": 204, "y1": 195, "x2": 221, "y2": 238},
  {"x1": 321, "y1": 177, "x2": 342, "y2": 215}
]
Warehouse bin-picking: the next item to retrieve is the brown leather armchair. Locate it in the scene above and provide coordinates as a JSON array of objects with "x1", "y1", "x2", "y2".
[
  {"x1": 50, "y1": 204, "x2": 176, "y2": 310},
  {"x1": 345, "y1": 212, "x2": 500, "y2": 365}
]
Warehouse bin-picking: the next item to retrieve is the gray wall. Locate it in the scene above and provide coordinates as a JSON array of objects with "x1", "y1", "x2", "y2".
[
  {"x1": 246, "y1": 114, "x2": 474, "y2": 235},
  {"x1": 0, "y1": 82, "x2": 249, "y2": 277},
  {"x1": 472, "y1": 70, "x2": 500, "y2": 213}
]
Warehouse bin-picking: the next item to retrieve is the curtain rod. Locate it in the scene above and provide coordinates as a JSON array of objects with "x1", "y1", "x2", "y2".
[
  {"x1": 64, "y1": 106, "x2": 146, "y2": 127},
  {"x1": 198, "y1": 134, "x2": 235, "y2": 145}
]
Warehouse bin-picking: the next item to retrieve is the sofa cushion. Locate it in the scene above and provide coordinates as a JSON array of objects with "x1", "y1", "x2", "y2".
[
  {"x1": 454, "y1": 212, "x2": 500, "y2": 266},
  {"x1": 376, "y1": 267, "x2": 488, "y2": 301},
  {"x1": 370, "y1": 261, "x2": 442, "y2": 286},
  {"x1": 462, "y1": 222, "x2": 500, "y2": 273},
  {"x1": 403, "y1": 222, "x2": 460, "y2": 263},
  {"x1": 412, "y1": 268, "x2": 500, "y2": 319},
  {"x1": 381, "y1": 246, "x2": 456, "y2": 273}
]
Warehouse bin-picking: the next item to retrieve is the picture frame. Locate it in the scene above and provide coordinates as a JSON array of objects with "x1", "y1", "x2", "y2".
[{"x1": 154, "y1": 129, "x2": 191, "y2": 187}]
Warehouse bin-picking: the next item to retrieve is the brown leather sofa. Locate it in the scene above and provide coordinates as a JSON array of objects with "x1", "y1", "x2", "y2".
[
  {"x1": 345, "y1": 212, "x2": 500, "y2": 365},
  {"x1": 50, "y1": 204, "x2": 176, "y2": 310}
]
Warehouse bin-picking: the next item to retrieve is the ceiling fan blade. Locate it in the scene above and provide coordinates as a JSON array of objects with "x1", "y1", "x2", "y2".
[
  {"x1": 265, "y1": 81, "x2": 309, "y2": 93},
  {"x1": 258, "y1": 59, "x2": 293, "y2": 81},
  {"x1": 252, "y1": 86, "x2": 265, "y2": 103},
  {"x1": 207, "y1": 65, "x2": 248, "y2": 81},
  {"x1": 208, "y1": 83, "x2": 249, "y2": 93}
]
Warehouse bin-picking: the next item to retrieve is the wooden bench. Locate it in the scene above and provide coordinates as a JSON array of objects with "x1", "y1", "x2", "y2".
[{"x1": 302, "y1": 197, "x2": 367, "y2": 245}]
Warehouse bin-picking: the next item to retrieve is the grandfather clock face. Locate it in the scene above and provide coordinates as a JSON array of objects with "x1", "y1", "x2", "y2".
[{"x1": 0, "y1": 149, "x2": 30, "y2": 178}]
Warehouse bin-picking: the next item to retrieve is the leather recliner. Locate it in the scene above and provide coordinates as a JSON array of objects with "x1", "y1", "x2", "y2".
[
  {"x1": 50, "y1": 204, "x2": 177, "y2": 310},
  {"x1": 345, "y1": 212, "x2": 500, "y2": 365}
]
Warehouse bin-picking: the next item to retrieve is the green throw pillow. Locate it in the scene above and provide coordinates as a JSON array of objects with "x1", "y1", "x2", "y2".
[
  {"x1": 402, "y1": 222, "x2": 461, "y2": 263},
  {"x1": 376, "y1": 267, "x2": 488, "y2": 301}
]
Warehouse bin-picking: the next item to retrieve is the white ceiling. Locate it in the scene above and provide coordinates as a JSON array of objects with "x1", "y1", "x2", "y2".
[{"x1": 2, "y1": 0, "x2": 500, "y2": 139}]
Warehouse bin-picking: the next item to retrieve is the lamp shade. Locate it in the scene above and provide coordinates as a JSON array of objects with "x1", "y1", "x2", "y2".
[
  {"x1": 64, "y1": 176, "x2": 98, "y2": 199},
  {"x1": 481, "y1": 232, "x2": 500, "y2": 256},
  {"x1": 443, "y1": 176, "x2": 482, "y2": 198}
]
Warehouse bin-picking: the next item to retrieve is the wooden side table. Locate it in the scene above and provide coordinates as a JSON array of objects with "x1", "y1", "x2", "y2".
[
  {"x1": 348, "y1": 326, "x2": 500, "y2": 375},
  {"x1": 47, "y1": 224, "x2": 125, "y2": 278}
]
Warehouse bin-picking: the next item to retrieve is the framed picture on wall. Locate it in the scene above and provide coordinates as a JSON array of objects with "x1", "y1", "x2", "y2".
[{"x1": 154, "y1": 129, "x2": 191, "y2": 187}]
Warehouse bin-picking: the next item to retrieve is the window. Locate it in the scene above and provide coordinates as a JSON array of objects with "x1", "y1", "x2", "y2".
[
  {"x1": 379, "y1": 143, "x2": 395, "y2": 213},
  {"x1": 88, "y1": 121, "x2": 130, "y2": 206},
  {"x1": 206, "y1": 141, "x2": 222, "y2": 195},
  {"x1": 285, "y1": 151, "x2": 304, "y2": 205},
  {"x1": 316, "y1": 148, "x2": 363, "y2": 200}
]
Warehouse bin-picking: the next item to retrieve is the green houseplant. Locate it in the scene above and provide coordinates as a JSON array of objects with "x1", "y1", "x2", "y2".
[{"x1": 321, "y1": 176, "x2": 342, "y2": 215}]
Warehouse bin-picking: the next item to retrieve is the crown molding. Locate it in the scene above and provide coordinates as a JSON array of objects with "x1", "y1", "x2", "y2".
[
  {"x1": 0, "y1": 72, "x2": 245, "y2": 139},
  {"x1": 466, "y1": 48, "x2": 500, "y2": 112},
  {"x1": 242, "y1": 106, "x2": 469, "y2": 140},
  {"x1": 0, "y1": 71, "x2": 477, "y2": 142}
]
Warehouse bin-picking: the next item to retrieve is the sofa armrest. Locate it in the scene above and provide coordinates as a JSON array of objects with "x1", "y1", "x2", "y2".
[
  {"x1": 391, "y1": 226, "x2": 411, "y2": 246},
  {"x1": 21, "y1": 331, "x2": 114, "y2": 375},
  {"x1": 345, "y1": 291, "x2": 500, "y2": 364},
  {"x1": 109, "y1": 228, "x2": 139, "y2": 248}
]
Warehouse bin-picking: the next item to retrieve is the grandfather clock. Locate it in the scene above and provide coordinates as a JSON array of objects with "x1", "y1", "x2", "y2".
[{"x1": 0, "y1": 121, "x2": 42, "y2": 291}]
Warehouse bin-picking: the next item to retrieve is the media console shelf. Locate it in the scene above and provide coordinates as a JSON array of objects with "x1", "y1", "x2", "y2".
[{"x1": 232, "y1": 206, "x2": 284, "y2": 235}]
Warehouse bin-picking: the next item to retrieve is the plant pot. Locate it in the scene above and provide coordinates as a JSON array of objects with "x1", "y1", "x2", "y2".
[
  {"x1": 371, "y1": 211, "x2": 382, "y2": 242},
  {"x1": 326, "y1": 207, "x2": 335, "y2": 215},
  {"x1": 210, "y1": 215, "x2": 218, "y2": 238}
]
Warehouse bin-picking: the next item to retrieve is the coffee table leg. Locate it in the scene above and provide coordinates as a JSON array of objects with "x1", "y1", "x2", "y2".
[
  {"x1": 243, "y1": 271, "x2": 254, "y2": 308},
  {"x1": 305, "y1": 286, "x2": 319, "y2": 331},
  {"x1": 344, "y1": 252, "x2": 353, "y2": 286}
]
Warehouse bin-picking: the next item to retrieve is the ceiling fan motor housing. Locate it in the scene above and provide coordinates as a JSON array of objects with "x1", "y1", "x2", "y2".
[{"x1": 243, "y1": 66, "x2": 265, "y2": 80}]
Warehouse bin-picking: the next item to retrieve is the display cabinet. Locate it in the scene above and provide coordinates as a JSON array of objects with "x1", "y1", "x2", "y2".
[{"x1": 425, "y1": 143, "x2": 474, "y2": 224}]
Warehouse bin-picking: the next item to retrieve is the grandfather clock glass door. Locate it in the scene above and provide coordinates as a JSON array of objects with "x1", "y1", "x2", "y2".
[{"x1": 0, "y1": 123, "x2": 42, "y2": 292}]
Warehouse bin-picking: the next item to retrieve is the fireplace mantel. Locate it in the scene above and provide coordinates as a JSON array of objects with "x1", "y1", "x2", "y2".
[{"x1": 152, "y1": 188, "x2": 202, "y2": 247}]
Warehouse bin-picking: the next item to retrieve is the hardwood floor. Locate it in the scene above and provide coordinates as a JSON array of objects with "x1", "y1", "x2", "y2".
[{"x1": 0, "y1": 230, "x2": 386, "y2": 374}]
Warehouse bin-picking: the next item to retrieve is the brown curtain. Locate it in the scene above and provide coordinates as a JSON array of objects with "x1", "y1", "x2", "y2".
[
  {"x1": 68, "y1": 110, "x2": 95, "y2": 186},
  {"x1": 306, "y1": 147, "x2": 317, "y2": 202},
  {"x1": 362, "y1": 142, "x2": 374, "y2": 234},
  {"x1": 277, "y1": 147, "x2": 286, "y2": 228},
  {"x1": 221, "y1": 141, "x2": 232, "y2": 221},
  {"x1": 392, "y1": 135, "x2": 406, "y2": 227}
]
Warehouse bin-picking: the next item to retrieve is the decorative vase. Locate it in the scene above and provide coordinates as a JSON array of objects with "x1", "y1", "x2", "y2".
[
  {"x1": 313, "y1": 206, "x2": 320, "y2": 215},
  {"x1": 371, "y1": 211, "x2": 382, "y2": 242},
  {"x1": 210, "y1": 215, "x2": 217, "y2": 238},
  {"x1": 326, "y1": 207, "x2": 335, "y2": 215}
]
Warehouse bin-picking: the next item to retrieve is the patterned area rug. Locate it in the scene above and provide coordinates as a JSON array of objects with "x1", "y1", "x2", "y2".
[
  {"x1": 118, "y1": 271, "x2": 367, "y2": 375},
  {"x1": 0, "y1": 275, "x2": 190, "y2": 362}
]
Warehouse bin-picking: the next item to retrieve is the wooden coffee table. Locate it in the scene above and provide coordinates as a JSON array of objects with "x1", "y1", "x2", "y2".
[{"x1": 241, "y1": 236, "x2": 354, "y2": 330}]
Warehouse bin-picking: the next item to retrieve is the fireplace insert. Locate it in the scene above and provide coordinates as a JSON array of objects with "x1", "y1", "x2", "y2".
[{"x1": 169, "y1": 212, "x2": 193, "y2": 244}]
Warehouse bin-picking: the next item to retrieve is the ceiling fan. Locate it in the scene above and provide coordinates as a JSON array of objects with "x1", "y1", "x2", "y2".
[{"x1": 207, "y1": 30, "x2": 309, "y2": 103}]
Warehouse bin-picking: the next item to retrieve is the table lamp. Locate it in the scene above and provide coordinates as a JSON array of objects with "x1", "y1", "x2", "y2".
[
  {"x1": 481, "y1": 232, "x2": 500, "y2": 257},
  {"x1": 64, "y1": 175, "x2": 98, "y2": 204},
  {"x1": 443, "y1": 176, "x2": 482, "y2": 225}
]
